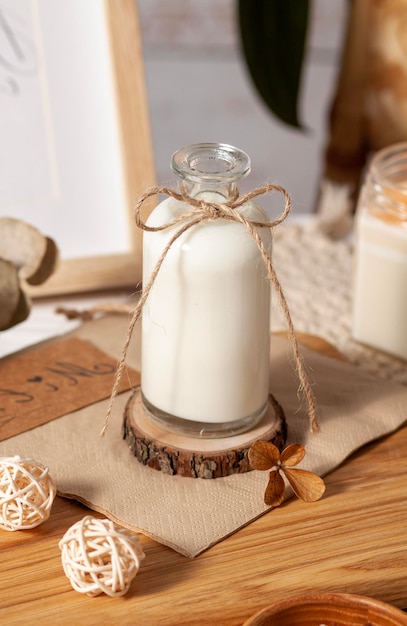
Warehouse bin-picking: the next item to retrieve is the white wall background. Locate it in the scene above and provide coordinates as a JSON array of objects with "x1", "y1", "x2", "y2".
[{"x1": 138, "y1": 0, "x2": 348, "y2": 216}]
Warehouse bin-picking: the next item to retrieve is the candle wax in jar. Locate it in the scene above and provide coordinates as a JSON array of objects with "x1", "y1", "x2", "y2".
[
  {"x1": 141, "y1": 192, "x2": 272, "y2": 424},
  {"x1": 353, "y1": 205, "x2": 407, "y2": 360}
]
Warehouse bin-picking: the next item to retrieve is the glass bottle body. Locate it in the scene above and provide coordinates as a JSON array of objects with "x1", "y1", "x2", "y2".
[
  {"x1": 352, "y1": 142, "x2": 407, "y2": 360},
  {"x1": 141, "y1": 143, "x2": 272, "y2": 437}
]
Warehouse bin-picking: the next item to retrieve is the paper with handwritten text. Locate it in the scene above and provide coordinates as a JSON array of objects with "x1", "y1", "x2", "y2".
[{"x1": 0, "y1": 337, "x2": 139, "y2": 441}]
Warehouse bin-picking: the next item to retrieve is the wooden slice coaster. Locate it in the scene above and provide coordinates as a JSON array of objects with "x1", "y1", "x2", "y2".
[{"x1": 122, "y1": 388, "x2": 287, "y2": 479}]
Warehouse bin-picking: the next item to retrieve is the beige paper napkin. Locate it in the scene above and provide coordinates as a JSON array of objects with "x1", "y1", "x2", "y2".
[{"x1": 0, "y1": 316, "x2": 406, "y2": 557}]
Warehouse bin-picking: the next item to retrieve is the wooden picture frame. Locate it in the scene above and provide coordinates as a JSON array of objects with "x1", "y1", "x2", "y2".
[{"x1": 0, "y1": 0, "x2": 155, "y2": 297}]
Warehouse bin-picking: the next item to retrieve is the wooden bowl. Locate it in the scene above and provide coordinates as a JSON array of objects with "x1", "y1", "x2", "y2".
[{"x1": 243, "y1": 593, "x2": 407, "y2": 626}]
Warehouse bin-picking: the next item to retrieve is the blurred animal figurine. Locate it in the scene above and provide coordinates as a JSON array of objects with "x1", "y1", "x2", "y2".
[{"x1": 320, "y1": 0, "x2": 407, "y2": 232}]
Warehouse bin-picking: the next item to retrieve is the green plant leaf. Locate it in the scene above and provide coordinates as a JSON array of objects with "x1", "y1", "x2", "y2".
[{"x1": 237, "y1": 0, "x2": 310, "y2": 128}]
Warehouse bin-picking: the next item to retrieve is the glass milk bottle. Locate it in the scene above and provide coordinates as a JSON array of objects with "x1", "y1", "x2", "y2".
[
  {"x1": 141, "y1": 143, "x2": 272, "y2": 437},
  {"x1": 353, "y1": 142, "x2": 407, "y2": 360}
]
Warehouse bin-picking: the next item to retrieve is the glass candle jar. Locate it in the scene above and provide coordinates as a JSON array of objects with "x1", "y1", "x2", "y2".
[
  {"x1": 140, "y1": 143, "x2": 272, "y2": 437},
  {"x1": 352, "y1": 142, "x2": 407, "y2": 360}
]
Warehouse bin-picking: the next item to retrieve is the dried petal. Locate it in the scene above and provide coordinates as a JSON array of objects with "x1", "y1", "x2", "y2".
[
  {"x1": 0, "y1": 217, "x2": 58, "y2": 285},
  {"x1": 264, "y1": 470, "x2": 285, "y2": 507},
  {"x1": 283, "y1": 468, "x2": 326, "y2": 502},
  {"x1": 280, "y1": 444, "x2": 306, "y2": 467},
  {"x1": 248, "y1": 441, "x2": 280, "y2": 471},
  {"x1": 0, "y1": 258, "x2": 30, "y2": 330}
]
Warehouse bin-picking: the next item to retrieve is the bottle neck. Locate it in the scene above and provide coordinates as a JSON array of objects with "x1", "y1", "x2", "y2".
[
  {"x1": 171, "y1": 143, "x2": 250, "y2": 202},
  {"x1": 180, "y1": 179, "x2": 239, "y2": 201}
]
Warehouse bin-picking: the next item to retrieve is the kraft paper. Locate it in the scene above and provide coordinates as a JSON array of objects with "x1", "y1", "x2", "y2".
[{"x1": 0, "y1": 337, "x2": 139, "y2": 441}]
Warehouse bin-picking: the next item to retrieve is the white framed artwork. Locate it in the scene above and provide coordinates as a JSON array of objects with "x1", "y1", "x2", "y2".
[{"x1": 0, "y1": 0, "x2": 155, "y2": 295}]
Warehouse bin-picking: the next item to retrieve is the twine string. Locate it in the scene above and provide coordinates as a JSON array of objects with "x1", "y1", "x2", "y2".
[{"x1": 101, "y1": 184, "x2": 319, "y2": 436}]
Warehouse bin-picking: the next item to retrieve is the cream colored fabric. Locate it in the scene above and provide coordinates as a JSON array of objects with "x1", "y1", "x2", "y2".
[{"x1": 0, "y1": 312, "x2": 405, "y2": 558}]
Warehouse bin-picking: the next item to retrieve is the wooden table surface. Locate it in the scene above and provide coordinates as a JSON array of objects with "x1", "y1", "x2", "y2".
[{"x1": 0, "y1": 336, "x2": 406, "y2": 625}]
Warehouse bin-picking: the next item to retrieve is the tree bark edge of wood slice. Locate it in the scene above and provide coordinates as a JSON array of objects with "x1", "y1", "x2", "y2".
[{"x1": 122, "y1": 389, "x2": 287, "y2": 479}]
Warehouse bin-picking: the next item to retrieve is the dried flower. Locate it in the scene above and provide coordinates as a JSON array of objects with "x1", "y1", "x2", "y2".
[{"x1": 248, "y1": 441, "x2": 326, "y2": 508}]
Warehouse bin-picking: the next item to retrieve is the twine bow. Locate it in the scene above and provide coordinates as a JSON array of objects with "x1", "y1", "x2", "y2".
[{"x1": 101, "y1": 184, "x2": 319, "y2": 436}]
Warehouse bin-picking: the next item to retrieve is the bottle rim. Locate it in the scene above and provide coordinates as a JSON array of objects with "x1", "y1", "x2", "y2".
[
  {"x1": 368, "y1": 142, "x2": 407, "y2": 218},
  {"x1": 171, "y1": 142, "x2": 251, "y2": 184},
  {"x1": 371, "y1": 142, "x2": 407, "y2": 182}
]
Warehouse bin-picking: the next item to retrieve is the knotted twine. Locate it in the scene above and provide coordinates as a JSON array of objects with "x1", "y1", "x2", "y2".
[{"x1": 101, "y1": 184, "x2": 319, "y2": 436}]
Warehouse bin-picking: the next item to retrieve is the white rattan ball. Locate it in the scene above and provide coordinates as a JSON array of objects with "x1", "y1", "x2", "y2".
[
  {"x1": 59, "y1": 516, "x2": 145, "y2": 597},
  {"x1": 0, "y1": 456, "x2": 56, "y2": 531}
]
